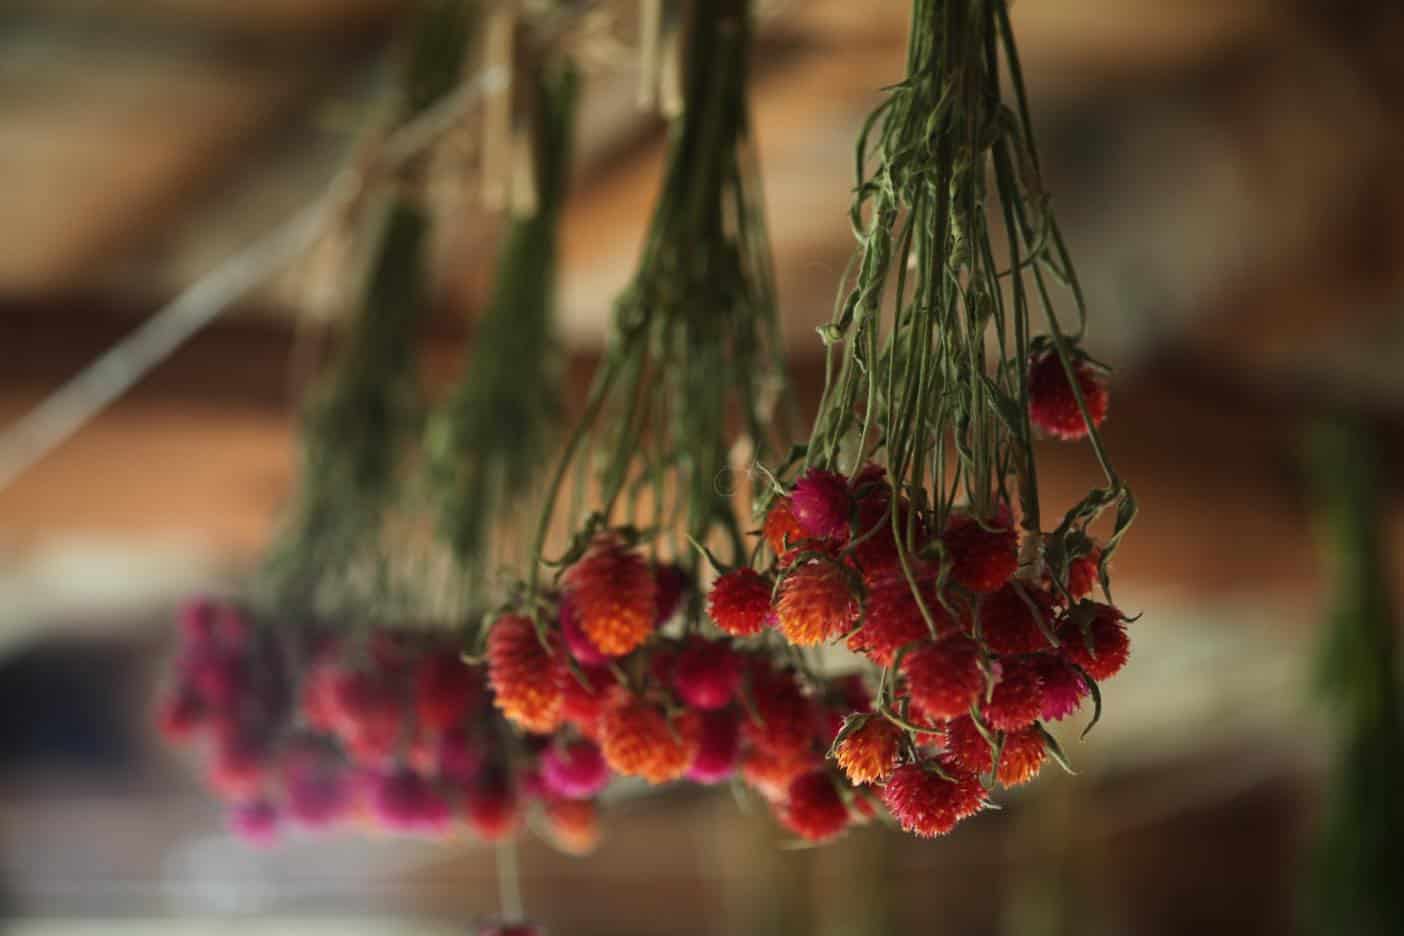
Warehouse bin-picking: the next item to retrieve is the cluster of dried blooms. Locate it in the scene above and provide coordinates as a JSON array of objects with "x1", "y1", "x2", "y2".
[{"x1": 156, "y1": 598, "x2": 601, "y2": 853}]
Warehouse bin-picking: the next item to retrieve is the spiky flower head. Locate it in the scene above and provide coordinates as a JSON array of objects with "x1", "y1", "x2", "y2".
[
  {"x1": 981, "y1": 659, "x2": 1044, "y2": 732},
  {"x1": 486, "y1": 615, "x2": 562, "y2": 734},
  {"x1": 742, "y1": 663, "x2": 818, "y2": 756},
  {"x1": 598, "y1": 698, "x2": 700, "y2": 784},
  {"x1": 978, "y1": 583, "x2": 1055, "y2": 655},
  {"x1": 942, "y1": 507, "x2": 1019, "y2": 594},
  {"x1": 790, "y1": 468, "x2": 851, "y2": 542},
  {"x1": 881, "y1": 761, "x2": 986, "y2": 838},
  {"x1": 775, "y1": 562, "x2": 857, "y2": 647},
  {"x1": 562, "y1": 536, "x2": 658, "y2": 656},
  {"x1": 763, "y1": 496, "x2": 807, "y2": 562},
  {"x1": 847, "y1": 567, "x2": 948, "y2": 666},
  {"x1": 902, "y1": 635, "x2": 985, "y2": 722},
  {"x1": 832, "y1": 715, "x2": 904, "y2": 785},
  {"x1": 706, "y1": 567, "x2": 773, "y2": 637},
  {"x1": 1028, "y1": 348, "x2": 1109, "y2": 441},
  {"x1": 1034, "y1": 655, "x2": 1088, "y2": 722},
  {"x1": 780, "y1": 770, "x2": 850, "y2": 842},
  {"x1": 1059, "y1": 601, "x2": 1130, "y2": 681}
]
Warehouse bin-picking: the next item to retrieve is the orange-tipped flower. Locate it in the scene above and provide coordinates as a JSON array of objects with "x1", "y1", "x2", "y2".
[
  {"x1": 847, "y1": 568, "x2": 949, "y2": 666},
  {"x1": 598, "y1": 698, "x2": 699, "y2": 784},
  {"x1": 562, "y1": 537, "x2": 658, "y2": 656},
  {"x1": 486, "y1": 615, "x2": 562, "y2": 734},
  {"x1": 764, "y1": 496, "x2": 807, "y2": 563},
  {"x1": 707, "y1": 568, "x2": 774, "y2": 637},
  {"x1": 741, "y1": 745, "x2": 821, "y2": 802},
  {"x1": 881, "y1": 761, "x2": 986, "y2": 838},
  {"x1": 943, "y1": 717, "x2": 1045, "y2": 787},
  {"x1": 543, "y1": 797, "x2": 600, "y2": 855},
  {"x1": 902, "y1": 635, "x2": 984, "y2": 722},
  {"x1": 775, "y1": 562, "x2": 857, "y2": 647},
  {"x1": 832, "y1": 715, "x2": 904, "y2": 785}
]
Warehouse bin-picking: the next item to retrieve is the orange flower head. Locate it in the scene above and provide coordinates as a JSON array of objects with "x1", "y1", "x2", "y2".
[
  {"x1": 902, "y1": 635, "x2": 985, "y2": 722},
  {"x1": 763, "y1": 496, "x2": 807, "y2": 563},
  {"x1": 996, "y1": 728, "x2": 1047, "y2": 787},
  {"x1": 706, "y1": 568, "x2": 774, "y2": 637},
  {"x1": 562, "y1": 537, "x2": 657, "y2": 656},
  {"x1": 832, "y1": 715, "x2": 904, "y2": 785},
  {"x1": 775, "y1": 562, "x2": 857, "y2": 647},
  {"x1": 544, "y1": 797, "x2": 601, "y2": 855},
  {"x1": 486, "y1": 615, "x2": 562, "y2": 734},
  {"x1": 779, "y1": 770, "x2": 849, "y2": 842},
  {"x1": 881, "y1": 760, "x2": 986, "y2": 838},
  {"x1": 598, "y1": 698, "x2": 699, "y2": 784}
]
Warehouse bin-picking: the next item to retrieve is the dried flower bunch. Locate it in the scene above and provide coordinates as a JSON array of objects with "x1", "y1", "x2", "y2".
[{"x1": 158, "y1": 0, "x2": 1138, "y2": 875}]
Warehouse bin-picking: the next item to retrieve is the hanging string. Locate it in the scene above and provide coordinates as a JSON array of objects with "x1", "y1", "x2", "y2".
[{"x1": 0, "y1": 63, "x2": 509, "y2": 495}]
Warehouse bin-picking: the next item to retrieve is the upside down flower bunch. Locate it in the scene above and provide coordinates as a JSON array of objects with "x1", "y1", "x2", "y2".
[{"x1": 157, "y1": 597, "x2": 604, "y2": 854}]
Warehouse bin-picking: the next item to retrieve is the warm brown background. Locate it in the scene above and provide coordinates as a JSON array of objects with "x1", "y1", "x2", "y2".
[{"x1": 2, "y1": 1, "x2": 1403, "y2": 933}]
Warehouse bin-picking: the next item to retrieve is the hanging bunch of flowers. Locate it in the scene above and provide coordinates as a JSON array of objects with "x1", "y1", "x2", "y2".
[{"x1": 715, "y1": 0, "x2": 1137, "y2": 839}]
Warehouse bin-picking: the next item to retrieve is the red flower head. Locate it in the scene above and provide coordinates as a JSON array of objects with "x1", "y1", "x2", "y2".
[
  {"x1": 558, "y1": 664, "x2": 618, "y2": 738},
  {"x1": 652, "y1": 563, "x2": 691, "y2": 625},
  {"x1": 763, "y1": 496, "x2": 807, "y2": 563},
  {"x1": 942, "y1": 508, "x2": 1019, "y2": 594},
  {"x1": 775, "y1": 562, "x2": 857, "y2": 647},
  {"x1": 541, "y1": 738, "x2": 610, "y2": 799},
  {"x1": 979, "y1": 584, "x2": 1055, "y2": 656},
  {"x1": 559, "y1": 597, "x2": 610, "y2": 665},
  {"x1": 981, "y1": 659, "x2": 1044, "y2": 732},
  {"x1": 1059, "y1": 602, "x2": 1130, "y2": 681},
  {"x1": 742, "y1": 663, "x2": 817, "y2": 756},
  {"x1": 228, "y1": 798, "x2": 280, "y2": 847},
  {"x1": 598, "y1": 698, "x2": 700, "y2": 784},
  {"x1": 881, "y1": 761, "x2": 986, "y2": 837},
  {"x1": 486, "y1": 615, "x2": 562, "y2": 734},
  {"x1": 371, "y1": 768, "x2": 451, "y2": 835},
  {"x1": 942, "y1": 716, "x2": 991, "y2": 774},
  {"x1": 671, "y1": 638, "x2": 742, "y2": 710},
  {"x1": 780, "y1": 770, "x2": 850, "y2": 842},
  {"x1": 706, "y1": 568, "x2": 773, "y2": 637},
  {"x1": 412, "y1": 649, "x2": 482, "y2": 734},
  {"x1": 847, "y1": 568, "x2": 949, "y2": 666},
  {"x1": 790, "y1": 468, "x2": 851, "y2": 542},
  {"x1": 1034, "y1": 655, "x2": 1088, "y2": 722},
  {"x1": 687, "y1": 708, "x2": 742, "y2": 784},
  {"x1": 1028, "y1": 349, "x2": 1109, "y2": 441},
  {"x1": 832, "y1": 715, "x2": 903, "y2": 785},
  {"x1": 464, "y1": 768, "x2": 519, "y2": 841},
  {"x1": 902, "y1": 635, "x2": 985, "y2": 722},
  {"x1": 562, "y1": 536, "x2": 658, "y2": 657},
  {"x1": 544, "y1": 797, "x2": 600, "y2": 855}
]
